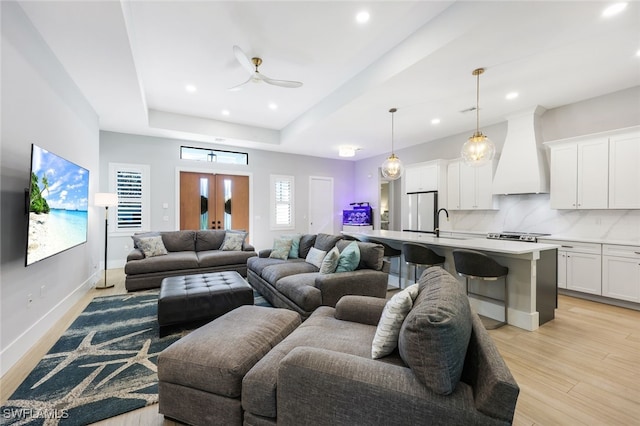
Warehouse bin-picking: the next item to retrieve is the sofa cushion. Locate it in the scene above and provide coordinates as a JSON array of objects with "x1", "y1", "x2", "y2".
[
  {"x1": 298, "y1": 234, "x2": 316, "y2": 259},
  {"x1": 195, "y1": 230, "x2": 226, "y2": 251},
  {"x1": 270, "y1": 237, "x2": 293, "y2": 260},
  {"x1": 196, "y1": 250, "x2": 257, "y2": 268},
  {"x1": 132, "y1": 231, "x2": 161, "y2": 249},
  {"x1": 274, "y1": 273, "x2": 322, "y2": 312},
  {"x1": 261, "y1": 261, "x2": 318, "y2": 284},
  {"x1": 137, "y1": 235, "x2": 168, "y2": 258},
  {"x1": 280, "y1": 233, "x2": 302, "y2": 258},
  {"x1": 398, "y1": 267, "x2": 472, "y2": 395},
  {"x1": 161, "y1": 230, "x2": 196, "y2": 252},
  {"x1": 335, "y1": 241, "x2": 360, "y2": 273},
  {"x1": 124, "y1": 251, "x2": 200, "y2": 275},
  {"x1": 305, "y1": 247, "x2": 327, "y2": 269},
  {"x1": 242, "y1": 307, "x2": 405, "y2": 419},
  {"x1": 220, "y1": 231, "x2": 246, "y2": 251},
  {"x1": 314, "y1": 233, "x2": 343, "y2": 251},
  {"x1": 336, "y1": 240, "x2": 384, "y2": 271},
  {"x1": 371, "y1": 284, "x2": 419, "y2": 359},
  {"x1": 319, "y1": 247, "x2": 340, "y2": 274}
]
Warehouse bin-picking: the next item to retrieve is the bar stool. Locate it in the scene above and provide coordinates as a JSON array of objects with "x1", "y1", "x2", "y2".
[
  {"x1": 402, "y1": 243, "x2": 445, "y2": 286},
  {"x1": 370, "y1": 240, "x2": 402, "y2": 289},
  {"x1": 452, "y1": 249, "x2": 509, "y2": 329}
]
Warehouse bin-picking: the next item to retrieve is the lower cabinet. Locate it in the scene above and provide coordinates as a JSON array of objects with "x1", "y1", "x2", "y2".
[
  {"x1": 602, "y1": 244, "x2": 640, "y2": 302},
  {"x1": 546, "y1": 240, "x2": 602, "y2": 295}
]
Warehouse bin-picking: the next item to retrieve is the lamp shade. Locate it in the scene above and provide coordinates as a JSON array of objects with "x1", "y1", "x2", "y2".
[{"x1": 94, "y1": 192, "x2": 118, "y2": 207}]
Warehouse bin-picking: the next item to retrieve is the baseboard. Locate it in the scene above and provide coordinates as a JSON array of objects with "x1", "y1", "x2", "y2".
[{"x1": 0, "y1": 271, "x2": 98, "y2": 377}]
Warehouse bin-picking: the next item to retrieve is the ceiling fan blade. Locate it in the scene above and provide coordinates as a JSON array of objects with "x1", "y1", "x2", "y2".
[
  {"x1": 232, "y1": 45, "x2": 254, "y2": 75},
  {"x1": 228, "y1": 76, "x2": 253, "y2": 92},
  {"x1": 261, "y1": 75, "x2": 303, "y2": 89}
]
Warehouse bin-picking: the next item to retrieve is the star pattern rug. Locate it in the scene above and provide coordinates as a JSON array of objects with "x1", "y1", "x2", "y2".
[{"x1": 1, "y1": 289, "x2": 271, "y2": 425}]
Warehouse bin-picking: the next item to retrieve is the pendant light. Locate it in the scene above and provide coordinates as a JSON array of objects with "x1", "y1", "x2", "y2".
[
  {"x1": 461, "y1": 68, "x2": 495, "y2": 167},
  {"x1": 380, "y1": 108, "x2": 404, "y2": 180}
]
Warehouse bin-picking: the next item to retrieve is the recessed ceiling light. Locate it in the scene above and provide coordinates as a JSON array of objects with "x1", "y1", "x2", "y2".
[
  {"x1": 221, "y1": 109, "x2": 230, "y2": 116},
  {"x1": 602, "y1": 2, "x2": 627, "y2": 17},
  {"x1": 505, "y1": 92, "x2": 519, "y2": 100},
  {"x1": 636, "y1": 49, "x2": 640, "y2": 57},
  {"x1": 185, "y1": 84, "x2": 197, "y2": 93},
  {"x1": 355, "y1": 11, "x2": 370, "y2": 24},
  {"x1": 268, "y1": 103, "x2": 278, "y2": 110},
  {"x1": 431, "y1": 118, "x2": 441, "y2": 125},
  {"x1": 339, "y1": 147, "x2": 356, "y2": 157}
]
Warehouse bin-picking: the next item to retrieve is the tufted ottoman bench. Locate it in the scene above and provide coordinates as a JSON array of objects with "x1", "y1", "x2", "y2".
[
  {"x1": 158, "y1": 271, "x2": 254, "y2": 336},
  {"x1": 158, "y1": 305, "x2": 301, "y2": 426}
]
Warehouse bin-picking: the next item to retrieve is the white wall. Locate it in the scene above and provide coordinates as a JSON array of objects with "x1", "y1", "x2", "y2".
[
  {"x1": 0, "y1": 2, "x2": 101, "y2": 376},
  {"x1": 354, "y1": 86, "x2": 640, "y2": 241},
  {"x1": 99, "y1": 131, "x2": 356, "y2": 263}
]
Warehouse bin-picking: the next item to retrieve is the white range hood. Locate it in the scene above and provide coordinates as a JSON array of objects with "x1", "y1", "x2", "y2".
[{"x1": 492, "y1": 105, "x2": 549, "y2": 195}]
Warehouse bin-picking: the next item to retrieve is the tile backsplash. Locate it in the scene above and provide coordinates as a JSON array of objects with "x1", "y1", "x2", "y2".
[{"x1": 446, "y1": 194, "x2": 640, "y2": 243}]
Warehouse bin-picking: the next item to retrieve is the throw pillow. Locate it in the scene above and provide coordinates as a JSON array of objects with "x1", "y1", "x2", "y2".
[
  {"x1": 131, "y1": 231, "x2": 161, "y2": 249},
  {"x1": 335, "y1": 241, "x2": 360, "y2": 273},
  {"x1": 398, "y1": 267, "x2": 473, "y2": 395},
  {"x1": 137, "y1": 235, "x2": 168, "y2": 258},
  {"x1": 281, "y1": 233, "x2": 302, "y2": 258},
  {"x1": 269, "y1": 237, "x2": 293, "y2": 260},
  {"x1": 371, "y1": 284, "x2": 419, "y2": 359},
  {"x1": 220, "y1": 232, "x2": 246, "y2": 251},
  {"x1": 319, "y1": 246, "x2": 340, "y2": 274},
  {"x1": 305, "y1": 247, "x2": 327, "y2": 269}
]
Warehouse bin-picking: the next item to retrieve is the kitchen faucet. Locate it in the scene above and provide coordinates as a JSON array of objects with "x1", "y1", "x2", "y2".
[{"x1": 435, "y1": 208, "x2": 449, "y2": 238}]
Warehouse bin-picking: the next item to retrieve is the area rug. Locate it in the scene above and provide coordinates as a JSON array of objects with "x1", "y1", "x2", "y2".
[{"x1": 1, "y1": 289, "x2": 271, "y2": 426}]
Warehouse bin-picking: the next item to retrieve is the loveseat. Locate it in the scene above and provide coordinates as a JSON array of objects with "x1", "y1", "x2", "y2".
[
  {"x1": 124, "y1": 230, "x2": 257, "y2": 291},
  {"x1": 158, "y1": 267, "x2": 519, "y2": 425},
  {"x1": 246, "y1": 233, "x2": 389, "y2": 318}
]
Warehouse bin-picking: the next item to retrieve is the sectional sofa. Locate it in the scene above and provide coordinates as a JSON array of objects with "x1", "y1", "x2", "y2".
[{"x1": 246, "y1": 233, "x2": 389, "y2": 318}]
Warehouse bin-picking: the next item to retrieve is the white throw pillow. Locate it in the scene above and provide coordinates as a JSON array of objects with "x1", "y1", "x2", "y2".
[
  {"x1": 371, "y1": 284, "x2": 420, "y2": 359},
  {"x1": 305, "y1": 247, "x2": 327, "y2": 269},
  {"x1": 319, "y1": 246, "x2": 340, "y2": 274}
]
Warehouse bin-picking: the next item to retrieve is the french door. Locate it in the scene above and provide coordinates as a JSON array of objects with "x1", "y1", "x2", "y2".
[{"x1": 180, "y1": 172, "x2": 249, "y2": 234}]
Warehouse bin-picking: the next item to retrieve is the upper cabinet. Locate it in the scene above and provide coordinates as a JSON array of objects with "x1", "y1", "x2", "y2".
[
  {"x1": 609, "y1": 132, "x2": 640, "y2": 209},
  {"x1": 545, "y1": 126, "x2": 640, "y2": 210},
  {"x1": 447, "y1": 159, "x2": 498, "y2": 210},
  {"x1": 403, "y1": 159, "x2": 447, "y2": 205}
]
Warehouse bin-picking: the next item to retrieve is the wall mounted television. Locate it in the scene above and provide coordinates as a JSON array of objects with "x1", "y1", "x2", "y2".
[{"x1": 26, "y1": 144, "x2": 89, "y2": 266}]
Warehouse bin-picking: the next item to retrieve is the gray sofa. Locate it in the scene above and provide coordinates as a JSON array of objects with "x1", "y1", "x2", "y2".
[
  {"x1": 158, "y1": 267, "x2": 519, "y2": 425},
  {"x1": 124, "y1": 230, "x2": 257, "y2": 291},
  {"x1": 247, "y1": 233, "x2": 389, "y2": 318}
]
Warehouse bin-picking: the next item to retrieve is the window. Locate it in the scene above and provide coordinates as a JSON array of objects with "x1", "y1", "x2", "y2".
[
  {"x1": 108, "y1": 163, "x2": 150, "y2": 233},
  {"x1": 270, "y1": 175, "x2": 294, "y2": 230},
  {"x1": 180, "y1": 146, "x2": 248, "y2": 165}
]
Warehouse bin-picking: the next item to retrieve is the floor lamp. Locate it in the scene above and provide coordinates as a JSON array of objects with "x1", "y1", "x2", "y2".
[{"x1": 95, "y1": 192, "x2": 118, "y2": 289}]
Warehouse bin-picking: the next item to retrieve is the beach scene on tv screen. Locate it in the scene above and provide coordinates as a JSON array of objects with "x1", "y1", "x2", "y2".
[{"x1": 27, "y1": 145, "x2": 89, "y2": 265}]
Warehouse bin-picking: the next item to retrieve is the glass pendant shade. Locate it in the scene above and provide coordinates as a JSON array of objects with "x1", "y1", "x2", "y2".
[
  {"x1": 381, "y1": 153, "x2": 404, "y2": 180},
  {"x1": 462, "y1": 68, "x2": 495, "y2": 167},
  {"x1": 380, "y1": 107, "x2": 403, "y2": 180},
  {"x1": 461, "y1": 131, "x2": 495, "y2": 167}
]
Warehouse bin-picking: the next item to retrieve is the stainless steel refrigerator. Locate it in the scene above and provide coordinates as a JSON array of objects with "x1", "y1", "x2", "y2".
[{"x1": 402, "y1": 190, "x2": 437, "y2": 233}]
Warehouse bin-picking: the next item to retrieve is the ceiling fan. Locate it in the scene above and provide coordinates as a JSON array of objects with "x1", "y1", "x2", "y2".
[{"x1": 229, "y1": 45, "x2": 303, "y2": 91}]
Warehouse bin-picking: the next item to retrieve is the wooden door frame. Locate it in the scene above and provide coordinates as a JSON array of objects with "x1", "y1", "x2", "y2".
[{"x1": 175, "y1": 166, "x2": 253, "y2": 239}]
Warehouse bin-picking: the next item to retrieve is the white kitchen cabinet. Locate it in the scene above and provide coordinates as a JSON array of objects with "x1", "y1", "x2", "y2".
[
  {"x1": 448, "y1": 159, "x2": 497, "y2": 210},
  {"x1": 447, "y1": 161, "x2": 461, "y2": 210},
  {"x1": 602, "y1": 244, "x2": 640, "y2": 302},
  {"x1": 609, "y1": 131, "x2": 640, "y2": 209},
  {"x1": 548, "y1": 139, "x2": 608, "y2": 209},
  {"x1": 404, "y1": 162, "x2": 439, "y2": 193},
  {"x1": 545, "y1": 240, "x2": 602, "y2": 294}
]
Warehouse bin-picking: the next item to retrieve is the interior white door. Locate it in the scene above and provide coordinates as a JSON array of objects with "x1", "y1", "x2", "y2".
[{"x1": 309, "y1": 176, "x2": 334, "y2": 234}]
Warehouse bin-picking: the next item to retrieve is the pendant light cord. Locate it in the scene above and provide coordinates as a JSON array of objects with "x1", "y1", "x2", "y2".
[
  {"x1": 476, "y1": 71, "x2": 480, "y2": 133},
  {"x1": 389, "y1": 107, "x2": 397, "y2": 154}
]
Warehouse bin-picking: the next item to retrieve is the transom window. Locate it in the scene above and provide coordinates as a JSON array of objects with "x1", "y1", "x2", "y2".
[{"x1": 180, "y1": 146, "x2": 248, "y2": 165}]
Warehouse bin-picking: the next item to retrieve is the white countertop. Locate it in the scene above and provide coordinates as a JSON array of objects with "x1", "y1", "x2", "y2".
[
  {"x1": 342, "y1": 230, "x2": 559, "y2": 255},
  {"x1": 538, "y1": 235, "x2": 640, "y2": 247}
]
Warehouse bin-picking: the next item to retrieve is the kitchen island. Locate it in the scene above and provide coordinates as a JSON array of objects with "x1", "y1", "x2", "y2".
[{"x1": 343, "y1": 230, "x2": 559, "y2": 331}]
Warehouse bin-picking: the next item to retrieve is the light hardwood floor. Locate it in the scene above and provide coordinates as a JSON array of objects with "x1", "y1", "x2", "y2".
[{"x1": 1, "y1": 269, "x2": 639, "y2": 425}]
